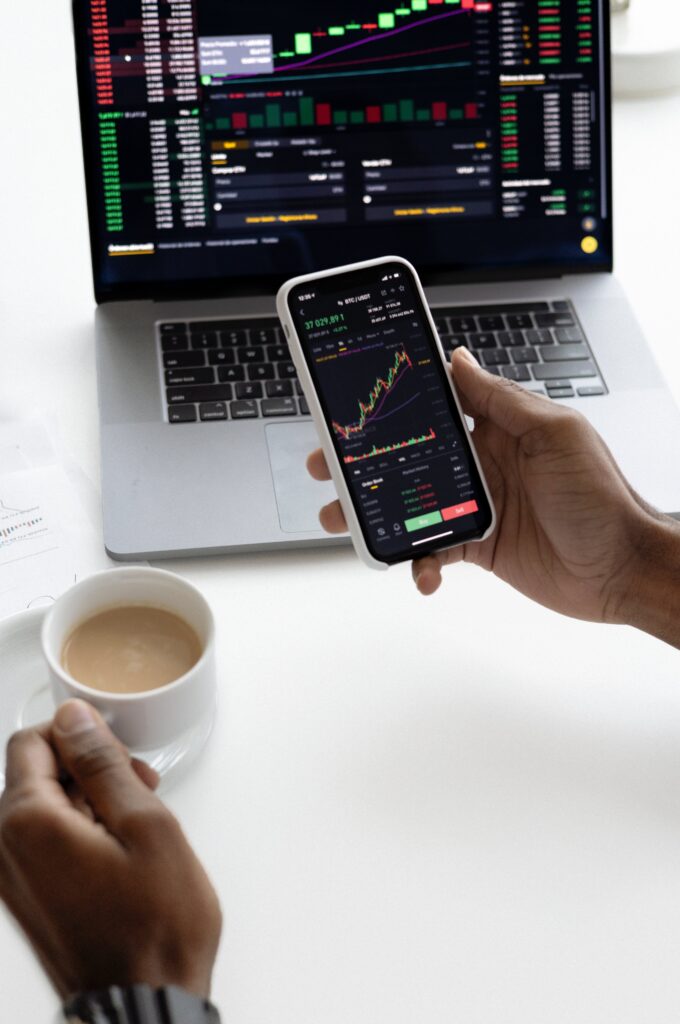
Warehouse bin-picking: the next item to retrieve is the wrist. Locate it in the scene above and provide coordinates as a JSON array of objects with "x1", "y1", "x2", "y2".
[
  {"x1": 63, "y1": 984, "x2": 221, "y2": 1024},
  {"x1": 610, "y1": 511, "x2": 680, "y2": 648}
]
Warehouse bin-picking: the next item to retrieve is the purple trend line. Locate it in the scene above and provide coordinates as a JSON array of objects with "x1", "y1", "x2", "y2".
[
  {"x1": 340, "y1": 358, "x2": 413, "y2": 436},
  {"x1": 276, "y1": 9, "x2": 468, "y2": 75},
  {"x1": 363, "y1": 390, "x2": 420, "y2": 427}
]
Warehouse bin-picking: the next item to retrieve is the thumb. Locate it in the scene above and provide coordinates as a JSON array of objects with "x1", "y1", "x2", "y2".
[
  {"x1": 452, "y1": 347, "x2": 547, "y2": 438},
  {"x1": 51, "y1": 699, "x2": 157, "y2": 836}
]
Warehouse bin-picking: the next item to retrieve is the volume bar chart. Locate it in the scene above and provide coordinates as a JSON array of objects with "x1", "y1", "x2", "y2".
[
  {"x1": 344, "y1": 427, "x2": 436, "y2": 464},
  {"x1": 217, "y1": 97, "x2": 479, "y2": 131}
]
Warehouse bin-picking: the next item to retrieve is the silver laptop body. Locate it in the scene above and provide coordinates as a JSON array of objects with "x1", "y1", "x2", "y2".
[{"x1": 70, "y1": 2, "x2": 680, "y2": 561}]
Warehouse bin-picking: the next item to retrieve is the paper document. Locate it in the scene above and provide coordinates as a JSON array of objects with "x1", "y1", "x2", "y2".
[{"x1": 0, "y1": 422, "x2": 114, "y2": 620}]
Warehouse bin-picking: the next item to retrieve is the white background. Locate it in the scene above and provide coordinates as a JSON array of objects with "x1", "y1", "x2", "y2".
[{"x1": 1, "y1": 4, "x2": 680, "y2": 1021}]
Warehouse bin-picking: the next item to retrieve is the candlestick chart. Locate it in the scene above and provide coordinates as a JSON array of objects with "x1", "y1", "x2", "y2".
[{"x1": 328, "y1": 345, "x2": 437, "y2": 465}]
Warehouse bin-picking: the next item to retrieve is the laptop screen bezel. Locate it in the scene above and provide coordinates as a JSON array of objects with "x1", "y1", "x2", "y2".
[{"x1": 71, "y1": 0, "x2": 614, "y2": 305}]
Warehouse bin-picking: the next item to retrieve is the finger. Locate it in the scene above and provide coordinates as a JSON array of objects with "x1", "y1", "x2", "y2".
[
  {"x1": 452, "y1": 347, "x2": 549, "y2": 437},
  {"x1": 61, "y1": 759, "x2": 158, "y2": 817},
  {"x1": 449, "y1": 352, "x2": 479, "y2": 422},
  {"x1": 306, "y1": 449, "x2": 331, "y2": 481},
  {"x1": 319, "y1": 500, "x2": 348, "y2": 534},
  {"x1": 131, "y1": 758, "x2": 160, "y2": 792},
  {"x1": 3, "y1": 725, "x2": 70, "y2": 809},
  {"x1": 63, "y1": 779, "x2": 96, "y2": 821},
  {"x1": 50, "y1": 700, "x2": 160, "y2": 840},
  {"x1": 412, "y1": 547, "x2": 466, "y2": 596}
]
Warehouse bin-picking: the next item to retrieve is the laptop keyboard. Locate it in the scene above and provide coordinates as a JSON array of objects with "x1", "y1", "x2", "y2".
[{"x1": 157, "y1": 300, "x2": 606, "y2": 424}]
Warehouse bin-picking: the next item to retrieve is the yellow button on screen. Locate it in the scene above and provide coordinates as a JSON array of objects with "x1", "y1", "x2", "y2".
[{"x1": 581, "y1": 235, "x2": 599, "y2": 254}]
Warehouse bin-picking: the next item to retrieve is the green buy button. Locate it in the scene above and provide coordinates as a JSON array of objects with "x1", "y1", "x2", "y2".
[{"x1": 404, "y1": 510, "x2": 443, "y2": 533}]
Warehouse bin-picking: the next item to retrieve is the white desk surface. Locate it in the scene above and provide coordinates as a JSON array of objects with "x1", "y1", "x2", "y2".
[{"x1": 1, "y1": 5, "x2": 680, "y2": 1021}]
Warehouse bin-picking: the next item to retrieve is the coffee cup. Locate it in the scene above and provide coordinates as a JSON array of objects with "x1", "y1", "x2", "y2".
[{"x1": 41, "y1": 567, "x2": 216, "y2": 751}]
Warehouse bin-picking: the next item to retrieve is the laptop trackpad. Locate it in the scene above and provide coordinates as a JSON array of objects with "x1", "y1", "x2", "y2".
[{"x1": 265, "y1": 423, "x2": 338, "y2": 534}]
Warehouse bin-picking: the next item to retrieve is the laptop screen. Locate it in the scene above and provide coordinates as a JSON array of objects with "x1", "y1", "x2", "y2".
[{"x1": 73, "y1": 0, "x2": 612, "y2": 301}]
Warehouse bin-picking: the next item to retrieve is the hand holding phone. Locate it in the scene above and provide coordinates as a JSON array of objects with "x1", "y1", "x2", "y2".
[{"x1": 277, "y1": 256, "x2": 495, "y2": 569}]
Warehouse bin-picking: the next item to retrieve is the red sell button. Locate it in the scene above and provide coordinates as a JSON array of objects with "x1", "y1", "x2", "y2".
[{"x1": 441, "y1": 499, "x2": 479, "y2": 521}]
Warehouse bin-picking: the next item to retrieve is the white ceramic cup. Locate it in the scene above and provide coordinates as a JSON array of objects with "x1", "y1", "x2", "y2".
[{"x1": 41, "y1": 567, "x2": 216, "y2": 751}]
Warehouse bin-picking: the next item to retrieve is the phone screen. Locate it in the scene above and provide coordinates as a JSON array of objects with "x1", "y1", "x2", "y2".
[{"x1": 288, "y1": 261, "x2": 493, "y2": 564}]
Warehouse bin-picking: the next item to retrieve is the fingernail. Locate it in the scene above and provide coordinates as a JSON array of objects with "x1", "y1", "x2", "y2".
[
  {"x1": 55, "y1": 699, "x2": 98, "y2": 734},
  {"x1": 457, "y1": 348, "x2": 477, "y2": 365}
]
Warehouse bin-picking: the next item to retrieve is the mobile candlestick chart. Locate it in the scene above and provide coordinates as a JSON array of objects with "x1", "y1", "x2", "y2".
[
  {"x1": 332, "y1": 347, "x2": 414, "y2": 439},
  {"x1": 329, "y1": 346, "x2": 437, "y2": 465}
]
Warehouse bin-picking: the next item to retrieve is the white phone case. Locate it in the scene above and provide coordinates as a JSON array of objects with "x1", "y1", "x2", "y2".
[{"x1": 276, "y1": 255, "x2": 496, "y2": 570}]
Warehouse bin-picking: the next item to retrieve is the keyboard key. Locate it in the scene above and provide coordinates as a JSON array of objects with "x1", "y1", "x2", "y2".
[
  {"x1": 535, "y1": 312, "x2": 575, "y2": 327},
  {"x1": 230, "y1": 400, "x2": 259, "y2": 419},
  {"x1": 277, "y1": 362, "x2": 298, "y2": 379},
  {"x1": 161, "y1": 334, "x2": 189, "y2": 352},
  {"x1": 525, "y1": 328, "x2": 553, "y2": 345},
  {"x1": 266, "y1": 380, "x2": 293, "y2": 398},
  {"x1": 497, "y1": 330, "x2": 525, "y2": 347},
  {"x1": 238, "y1": 346, "x2": 265, "y2": 363},
  {"x1": 481, "y1": 350, "x2": 509, "y2": 367},
  {"x1": 218, "y1": 365, "x2": 245, "y2": 383},
  {"x1": 262, "y1": 397, "x2": 297, "y2": 417},
  {"x1": 165, "y1": 368, "x2": 214, "y2": 386},
  {"x1": 299, "y1": 397, "x2": 310, "y2": 415},
  {"x1": 168, "y1": 404, "x2": 196, "y2": 423},
  {"x1": 485, "y1": 367, "x2": 502, "y2": 376},
  {"x1": 506, "y1": 313, "x2": 533, "y2": 329},
  {"x1": 434, "y1": 318, "x2": 450, "y2": 334},
  {"x1": 163, "y1": 351, "x2": 206, "y2": 369},
  {"x1": 436, "y1": 301, "x2": 548, "y2": 315},
  {"x1": 208, "y1": 350, "x2": 235, "y2": 365},
  {"x1": 167, "y1": 385, "x2": 233, "y2": 404},
  {"x1": 160, "y1": 322, "x2": 187, "y2": 335},
  {"x1": 190, "y1": 332, "x2": 218, "y2": 350},
  {"x1": 478, "y1": 314, "x2": 504, "y2": 331},
  {"x1": 532, "y1": 360, "x2": 597, "y2": 380},
  {"x1": 541, "y1": 343, "x2": 589, "y2": 362},
  {"x1": 555, "y1": 327, "x2": 584, "y2": 344},
  {"x1": 450, "y1": 317, "x2": 477, "y2": 333},
  {"x1": 577, "y1": 385, "x2": 605, "y2": 397},
  {"x1": 441, "y1": 334, "x2": 468, "y2": 351},
  {"x1": 267, "y1": 345, "x2": 289, "y2": 363},
  {"x1": 468, "y1": 332, "x2": 497, "y2": 350},
  {"x1": 248, "y1": 363, "x2": 275, "y2": 381},
  {"x1": 502, "y1": 365, "x2": 531, "y2": 382},
  {"x1": 190, "y1": 320, "x2": 238, "y2": 333},
  {"x1": 547, "y1": 386, "x2": 575, "y2": 399},
  {"x1": 199, "y1": 402, "x2": 228, "y2": 421},
  {"x1": 250, "y1": 327, "x2": 280, "y2": 345},
  {"x1": 295, "y1": 380, "x2": 304, "y2": 396},
  {"x1": 552, "y1": 300, "x2": 571, "y2": 311},
  {"x1": 511, "y1": 347, "x2": 538, "y2": 363},
  {"x1": 220, "y1": 328, "x2": 250, "y2": 347},
  {"x1": 236, "y1": 382, "x2": 263, "y2": 400}
]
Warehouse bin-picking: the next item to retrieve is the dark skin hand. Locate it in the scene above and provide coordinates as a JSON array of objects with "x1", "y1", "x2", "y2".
[
  {"x1": 308, "y1": 347, "x2": 680, "y2": 647},
  {"x1": 0, "y1": 699, "x2": 222, "y2": 1000}
]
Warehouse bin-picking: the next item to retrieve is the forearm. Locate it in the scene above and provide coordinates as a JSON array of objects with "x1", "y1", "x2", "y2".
[{"x1": 617, "y1": 512, "x2": 680, "y2": 649}]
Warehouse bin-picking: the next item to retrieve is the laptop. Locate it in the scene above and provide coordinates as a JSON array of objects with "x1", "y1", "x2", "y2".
[{"x1": 72, "y1": 0, "x2": 680, "y2": 560}]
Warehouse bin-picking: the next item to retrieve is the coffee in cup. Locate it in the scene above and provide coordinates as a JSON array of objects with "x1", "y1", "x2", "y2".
[
  {"x1": 42, "y1": 568, "x2": 217, "y2": 751},
  {"x1": 61, "y1": 605, "x2": 203, "y2": 694}
]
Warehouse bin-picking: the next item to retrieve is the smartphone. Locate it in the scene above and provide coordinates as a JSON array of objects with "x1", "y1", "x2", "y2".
[{"x1": 277, "y1": 256, "x2": 496, "y2": 570}]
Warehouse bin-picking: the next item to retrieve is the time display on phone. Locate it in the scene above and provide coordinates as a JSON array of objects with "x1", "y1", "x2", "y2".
[{"x1": 289, "y1": 261, "x2": 493, "y2": 562}]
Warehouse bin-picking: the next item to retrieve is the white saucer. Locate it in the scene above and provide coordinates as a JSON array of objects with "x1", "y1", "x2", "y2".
[{"x1": 0, "y1": 607, "x2": 215, "y2": 793}]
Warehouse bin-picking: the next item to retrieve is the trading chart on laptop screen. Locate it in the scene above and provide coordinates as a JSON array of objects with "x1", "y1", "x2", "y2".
[{"x1": 77, "y1": 0, "x2": 611, "y2": 295}]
